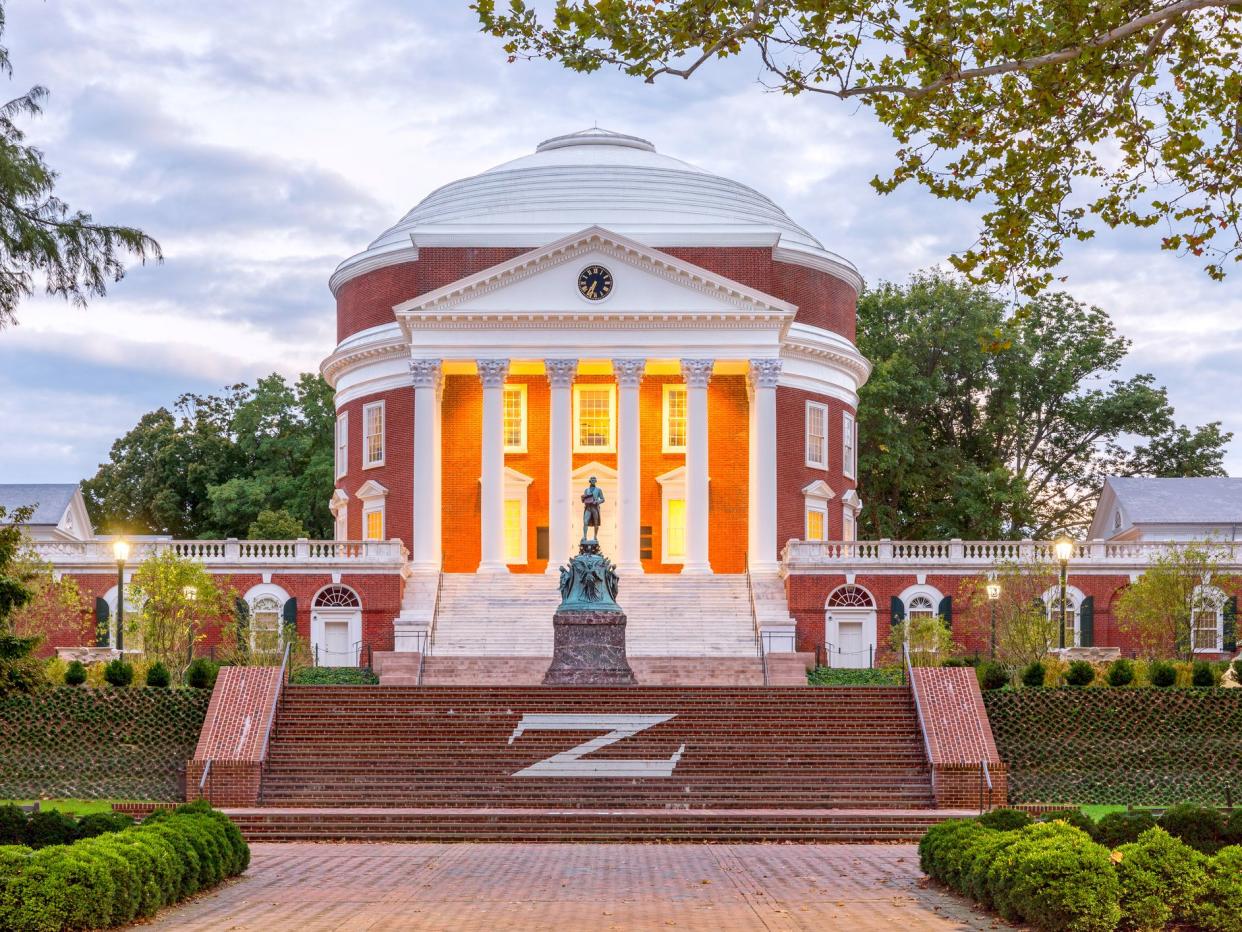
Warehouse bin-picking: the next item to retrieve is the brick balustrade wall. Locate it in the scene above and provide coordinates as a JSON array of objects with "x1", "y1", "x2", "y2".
[
  {"x1": 185, "y1": 666, "x2": 284, "y2": 807},
  {"x1": 909, "y1": 667, "x2": 1008, "y2": 809}
]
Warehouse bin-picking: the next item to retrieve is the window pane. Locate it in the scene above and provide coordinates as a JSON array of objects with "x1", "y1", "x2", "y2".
[
  {"x1": 335, "y1": 413, "x2": 348, "y2": 478},
  {"x1": 666, "y1": 499, "x2": 686, "y2": 559},
  {"x1": 364, "y1": 404, "x2": 384, "y2": 465},
  {"x1": 806, "y1": 509, "x2": 825, "y2": 541},
  {"x1": 1193, "y1": 610, "x2": 1218, "y2": 649},
  {"x1": 807, "y1": 405, "x2": 826, "y2": 466},
  {"x1": 843, "y1": 413, "x2": 855, "y2": 476},
  {"x1": 503, "y1": 387, "x2": 524, "y2": 449},
  {"x1": 578, "y1": 388, "x2": 612, "y2": 448},
  {"x1": 365, "y1": 509, "x2": 384, "y2": 541},
  {"x1": 666, "y1": 388, "x2": 687, "y2": 449},
  {"x1": 843, "y1": 511, "x2": 855, "y2": 541},
  {"x1": 504, "y1": 499, "x2": 523, "y2": 563}
]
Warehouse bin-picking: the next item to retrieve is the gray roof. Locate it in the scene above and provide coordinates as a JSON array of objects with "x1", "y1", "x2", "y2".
[
  {"x1": 1108, "y1": 477, "x2": 1242, "y2": 524},
  {"x1": 0, "y1": 484, "x2": 80, "y2": 525}
]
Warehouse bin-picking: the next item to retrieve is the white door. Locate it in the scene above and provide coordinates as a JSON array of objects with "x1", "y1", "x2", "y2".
[
  {"x1": 322, "y1": 619, "x2": 351, "y2": 667},
  {"x1": 836, "y1": 621, "x2": 866, "y2": 668}
]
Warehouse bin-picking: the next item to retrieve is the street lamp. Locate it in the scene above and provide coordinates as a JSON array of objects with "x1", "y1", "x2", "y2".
[
  {"x1": 112, "y1": 539, "x2": 130, "y2": 653},
  {"x1": 1054, "y1": 537, "x2": 1075, "y2": 650},
  {"x1": 986, "y1": 580, "x2": 1002, "y2": 659}
]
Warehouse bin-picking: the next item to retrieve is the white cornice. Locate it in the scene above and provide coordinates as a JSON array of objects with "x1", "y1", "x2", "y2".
[
  {"x1": 320, "y1": 325, "x2": 408, "y2": 386},
  {"x1": 330, "y1": 244, "x2": 420, "y2": 296},
  {"x1": 781, "y1": 322, "x2": 872, "y2": 387},
  {"x1": 772, "y1": 244, "x2": 864, "y2": 295}
]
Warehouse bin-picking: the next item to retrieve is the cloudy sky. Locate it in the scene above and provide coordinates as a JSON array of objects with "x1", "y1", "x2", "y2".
[{"x1": 1, "y1": 0, "x2": 1239, "y2": 483}]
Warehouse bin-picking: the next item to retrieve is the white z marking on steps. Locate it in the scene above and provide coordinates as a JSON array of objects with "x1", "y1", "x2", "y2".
[{"x1": 507, "y1": 714, "x2": 686, "y2": 778}]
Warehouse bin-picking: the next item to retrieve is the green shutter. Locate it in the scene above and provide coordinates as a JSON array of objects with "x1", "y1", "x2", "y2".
[
  {"x1": 938, "y1": 595, "x2": 952, "y2": 629},
  {"x1": 94, "y1": 597, "x2": 110, "y2": 648},
  {"x1": 282, "y1": 597, "x2": 298, "y2": 628},
  {"x1": 234, "y1": 597, "x2": 250, "y2": 653},
  {"x1": 1079, "y1": 596, "x2": 1094, "y2": 647},
  {"x1": 1224, "y1": 596, "x2": 1237, "y2": 653},
  {"x1": 890, "y1": 595, "x2": 905, "y2": 627}
]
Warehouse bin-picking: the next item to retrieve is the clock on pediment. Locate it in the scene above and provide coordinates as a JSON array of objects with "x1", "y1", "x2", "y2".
[{"x1": 577, "y1": 264, "x2": 613, "y2": 301}]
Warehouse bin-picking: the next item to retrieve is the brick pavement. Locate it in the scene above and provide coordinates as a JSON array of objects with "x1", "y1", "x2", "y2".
[{"x1": 138, "y1": 842, "x2": 1014, "y2": 931}]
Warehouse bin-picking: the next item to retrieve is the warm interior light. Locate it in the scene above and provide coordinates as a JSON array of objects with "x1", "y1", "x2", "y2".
[
  {"x1": 182, "y1": 586, "x2": 198, "y2": 601},
  {"x1": 986, "y1": 582, "x2": 1002, "y2": 601},
  {"x1": 112, "y1": 539, "x2": 130, "y2": 562},
  {"x1": 1054, "y1": 538, "x2": 1075, "y2": 562}
]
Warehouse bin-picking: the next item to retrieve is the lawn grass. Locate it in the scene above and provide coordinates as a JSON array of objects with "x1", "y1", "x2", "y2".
[
  {"x1": 1080, "y1": 804, "x2": 1127, "y2": 819},
  {"x1": 3, "y1": 798, "x2": 144, "y2": 816}
]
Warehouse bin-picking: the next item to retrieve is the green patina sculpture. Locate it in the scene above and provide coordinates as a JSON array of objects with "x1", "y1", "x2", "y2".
[
  {"x1": 557, "y1": 538, "x2": 622, "y2": 612},
  {"x1": 581, "y1": 476, "x2": 604, "y2": 541}
]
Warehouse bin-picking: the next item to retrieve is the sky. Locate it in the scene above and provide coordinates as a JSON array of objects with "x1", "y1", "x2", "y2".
[{"x1": 0, "y1": 0, "x2": 1239, "y2": 482}]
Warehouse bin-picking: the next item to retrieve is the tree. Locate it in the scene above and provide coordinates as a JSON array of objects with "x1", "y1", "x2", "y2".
[
  {"x1": 7, "y1": 543, "x2": 90, "y2": 645},
  {"x1": 962, "y1": 560, "x2": 1060, "y2": 666},
  {"x1": 0, "y1": 5, "x2": 159, "y2": 328},
  {"x1": 1115, "y1": 541, "x2": 1238, "y2": 660},
  {"x1": 247, "y1": 509, "x2": 307, "y2": 540},
  {"x1": 887, "y1": 614, "x2": 956, "y2": 665},
  {"x1": 0, "y1": 505, "x2": 44, "y2": 693},
  {"x1": 475, "y1": 1, "x2": 1242, "y2": 293},
  {"x1": 856, "y1": 274, "x2": 1229, "y2": 539},
  {"x1": 127, "y1": 550, "x2": 233, "y2": 679},
  {"x1": 83, "y1": 373, "x2": 335, "y2": 539}
]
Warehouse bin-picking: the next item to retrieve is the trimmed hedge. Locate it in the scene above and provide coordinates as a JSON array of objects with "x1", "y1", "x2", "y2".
[
  {"x1": 0, "y1": 688, "x2": 211, "y2": 800},
  {"x1": 289, "y1": 667, "x2": 379, "y2": 686},
  {"x1": 0, "y1": 805, "x2": 133, "y2": 849},
  {"x1": 0, "y1": 801, "x2": 247, "y2": 931},
  {"x1": 921, "y1": 816, "x2": 1242, "y2": 932},
  {"x1": 983, "y1": 688, "x2": 1242, "y2": 804}
]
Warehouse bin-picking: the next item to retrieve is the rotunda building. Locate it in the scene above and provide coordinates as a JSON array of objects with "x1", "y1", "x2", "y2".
[{"x1": 321, "y1": 127, "x2": 869, "y2": 585}]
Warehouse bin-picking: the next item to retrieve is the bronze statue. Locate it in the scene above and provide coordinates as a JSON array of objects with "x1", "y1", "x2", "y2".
[{"x1": 581, "y1": 476, "x2": 604, "y2": 541}]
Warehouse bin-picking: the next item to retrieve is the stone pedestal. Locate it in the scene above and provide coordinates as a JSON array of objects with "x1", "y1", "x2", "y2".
[{"x1": 543, "y1": 610, "x2": 637, "y2": 685}]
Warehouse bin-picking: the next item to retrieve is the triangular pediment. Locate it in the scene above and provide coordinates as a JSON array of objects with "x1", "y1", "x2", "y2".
[{"x1": 394, "y1": 226, "x2": 796, "y2": 330}]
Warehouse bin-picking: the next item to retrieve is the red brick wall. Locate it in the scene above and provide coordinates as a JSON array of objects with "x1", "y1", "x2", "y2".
[
  {"x1": 334, "y1": 386, "x2": 414, "y2": 547},
  {"x1": 910, "y1": 667, "x2": 1009, "y2": 807},
  {"x1": 772, "y1": 260, "x2": 857, "y2": 340},
  {"x1": 776, "y1": 386, "x2": 857, "y2": 554}
]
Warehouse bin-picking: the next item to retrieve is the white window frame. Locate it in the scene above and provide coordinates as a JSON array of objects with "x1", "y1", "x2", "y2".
[
  {"x1": 573, "y1": 383, "x2": 617, "y2": 454},
  {"x1": 842, "y1": 508, "x2": 856, "y2": 542},
  {"x1": 662, "y1": 384, "x2": 688, "y2": 454},
  {"x1": 243, "y1": 584, "x2": 290, "y2": 655},
  {"x1": 362, "y1": 502, "x2": 385, "y2": 541},
  {"x1": 502, "y1": 383, "x2": 528, "y2": 454},
  {"x1": 1042, "y1": 584, "x2": 1085, "y2": 648},
  {"x1": 362, "y1": 401, "x2": 385, "y2": 469},
  {"x1": 655, "y1": 466, "x2": 688, "y2": 565},
  {"x1": 843, "y1": 411, "x2": 857, "y2": 480},
  {"x1": 805, "y1": 401, "x2": 829, "y2": 469},
  {"x1": 329, "y1": 489, "x2": 349, "y2": 541},
  {"x1": 335, "y1": 411, "x2": 349, "y2": 479},
  {"x1": 499, "y1": 467, "x2": 533, "y2": 565},
  {"x1": 805, "y1": 504, "x2": 829, "y2": 541},
  {"x1": 1191, "y1": 584, "x2": 1225, "y2": 653}
]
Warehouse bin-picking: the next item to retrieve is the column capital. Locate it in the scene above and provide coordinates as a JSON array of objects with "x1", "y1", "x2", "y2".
[
  {"x1": 611, "y1": 358, "x2": 646, "y2": 387},
  {"x1": 544, "y1": 358, "x2": 579, "y2": 388},
  {"x1": 476, "y1": 358, "x2": 510, "y2": 388},
  {"x1": 747, "y1": 358, "x2": 782, "y2": 390},
  {"x1": 680, "y1": 358, "x2": 715, "y2": 387},
  {"x1": 409, "y1": 358, "x2": 442, "y2": 388}
]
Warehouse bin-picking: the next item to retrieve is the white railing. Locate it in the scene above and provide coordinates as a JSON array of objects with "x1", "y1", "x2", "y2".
[
  {"x1": 30, "y1": 538, "x2": 409, "y2": 568},
  {"x1": 782, "y1": 538, "x2": 1242, "y2": 571}
]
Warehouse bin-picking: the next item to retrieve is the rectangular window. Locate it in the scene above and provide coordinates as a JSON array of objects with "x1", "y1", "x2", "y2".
[
  {"x1": 843, "y1": 411, "x2": 856, "y2": 479},
  {"x1": 363, "y1": 401, "x2": 385, "y2": 468},
  {"x1": 662, "y1": 384, "x2": 688, "y2": 453},
  {"x1": 1193, "y1": 609, "x2": 1220, "y2": 651},
  {"x1": 805, "y1": 507, "x2": 827, "y2": 541},
  {"x1": 503, "y1": 384, "x2": 527, "y2": 453},
  {"x1": 666, "y1": 498, "x2": 687, "y2": 560},
  {"x1": 504, "y1": 498, "x2": 524, "y2": 564},
  {"x1": 251, "y1": 603, "x2": 282, "y2": 655},
  {"x1": 334, "y1": 508, "x2": 348, "y2": 541},
  {"x1": 574, "y1": 384, "x2": 616, "y2": 452},
  {"x1": 335, "y1": 412, "x2": 349, "y2": 479},
  {"x1": 842, "y1": 509, "x2": 856, "y2": 542},
  {"x1": 806, "y1": 402, "x2": 828, "y2": 469},
  {"x1": 364, "y1": 506, "x2": 384, "y2": 541}
]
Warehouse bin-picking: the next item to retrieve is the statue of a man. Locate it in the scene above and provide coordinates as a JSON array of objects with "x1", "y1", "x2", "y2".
[{"x1": 581, "y1": 476, "x2": 604, "y2": 541}]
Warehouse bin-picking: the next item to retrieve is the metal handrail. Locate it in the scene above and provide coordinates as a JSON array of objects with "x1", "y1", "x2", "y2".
[
  {"x1": 905, "y1": 645, "x2": 937, "y2": 796},
  {"x1": 980, "y1": 757, "x2": 994, "y2": 813},
  {"x1": 258, "y1": 642, "x2": 292, "y2": 765},
  {"x1": 743, "y1": 562, "x2": 768, "y2": 686}
]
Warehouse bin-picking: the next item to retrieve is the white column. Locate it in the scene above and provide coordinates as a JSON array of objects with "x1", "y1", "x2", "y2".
[
  {"x1": 680, "y1": 358, "x2": 714, "y2": 575},
  {"x1": 477, "y1": 358, "x2": 510, "y2": 574},
  {"x1": 545, "y1": 359, "x2": 578, "y2": 572},
  {"x1": 409, "y1": 359, "x2": 442, "y2": 572},
  {"x1": 747, "y1": 359, "x2": 782, "y2": 574},
  {"x1": 613, "y1": 358, "x2": 646, "y2": 575}
]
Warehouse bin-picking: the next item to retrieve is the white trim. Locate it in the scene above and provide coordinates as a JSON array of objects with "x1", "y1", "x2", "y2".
[
  {"x1": 805, "y1": 503, "x2": 829, "y2": 542},
  {"x1": 355, "y1": 479, "x2": 389, "y2": 501},
  {"x1": 805, "y1": 401, "x2": 829, "y2": 470},
  {"x1": 242, "y1": 582, "x2": 291, "y2": 606},
  {"x1": 898, "y1": 583, "x2": 945, "y2": 615},
  {"x1": 1191, "y1": 584, "x2": 1227, "y2": 652},
  {"x1": 661, "y1": 383, "x2": 688, "y2": 454},
  {"x1": 842, "y1": 411, "x2": 857, "y2": 480},
  {"x1": 362, "y1": 503, "x2": 385, "y2": 541},
  {"x1": 573, "y1": 383, "x2": 617, "y2": 454},
  {"x1": 1042, "y1": 584, "x2": 1086, "y2": 648},
  {"x1": 655, "y1": 466, "x2": 688, "y2": 566},
  {"x1": 501, "y1": 466, "x2": 535, "y2": 566},
  {"x1": 503, "y1": 383, "x2": 529, "y2": 454},
  {"x1": 335, "y1": 411, "x2": 349, "y2": 480},
  {"x1": 362, "y1": 400, "x2": 386, "y2": 469}
]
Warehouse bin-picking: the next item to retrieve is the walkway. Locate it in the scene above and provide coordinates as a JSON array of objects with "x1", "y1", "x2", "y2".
[{"x1": 140, "y1": 842, "x2": 1013, "y2": 931}]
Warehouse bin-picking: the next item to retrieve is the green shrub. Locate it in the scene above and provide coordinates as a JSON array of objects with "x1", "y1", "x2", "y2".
[
  {"x1": 1107, "y1": 658, "x2": 1135, "y2": 687},
  {"x1": 1160, "y1": 803, "x2": 1225, "y2": 853},
  {"x1": 1148, "y1": 660, "x2": 1176, "y2": 687},
  {"x1": 103, "y1": 659, "x2": 134, "y2": 688},
  {"x1": 1115, "y1": 827, "x2": 1207, "y2": 929},
  {"x1": 142, "y1": 822, "x2": 200, "y2": 898},
  {"x1": 978, "y1": 661, "x2": 1008, "y2": 691},
  {"x1": 145, "y1": 661, "x2": 171, "y2": 688},
  {"x1": 992, "y1": 822, "x2": 1121, "y2": 931},
  {"x1": 1095, "y1": 811, "x2": 1157, "y2": 849},
  {"x1": 288, "y1": 666, "x2": 380, "y2": 686},
  {"x1": 185, "y1": 658, "x2": 219, "y2": 689},
  {"x1": 1233, "y1": 658, "x2": 1242, "y2": 680},
  {"x1": 63, "y1": 660, "x2": 87, "y2": 686},
  {"x1": 23, "y1": 810, "x2": 78, "y2": 848},
  {"x1": 1189, "y1": 844, "x2": 1242, "y2": 931},
  {"x1": 978, "y1": 808, "x2": 1033, "y2": 831},
  {"x1": 1064, "y1": 660, "x2": 1095, "y2": 687},
  {"x1": 918, "y1": 819, "x2": 991, "y2": 892},
  {"x1": 1020, "y1": 661, "x2": 1046, "y2": 688},
  {"x1": 0, "y1": 804, "x2": 26, "y2": 845},
  {"x1": 1038, "y1": 808, "x2": 1096, "y2": 836},
  {"x1": 1226, "y1": 808, "x2": 1242, "y2": 844},
  {"x1": 75, "y1": 811, "x2": 135, "y2": 840},
  {"x1": 967, "y1": 829, "x2": 1024, "y2": 907},
  {"x1": 1192, "y1": 660, "x2": 1217, "y2": 687}
]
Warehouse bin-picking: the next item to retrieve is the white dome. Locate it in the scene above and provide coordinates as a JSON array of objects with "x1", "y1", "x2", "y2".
[{"x1": 333, "y1": 127, "x2": 857, "y2": 291}]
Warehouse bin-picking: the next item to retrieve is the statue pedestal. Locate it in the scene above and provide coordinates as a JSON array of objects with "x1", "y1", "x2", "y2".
[{"x1": 543, "y1": 610, "x2": 637, "y2": 685}]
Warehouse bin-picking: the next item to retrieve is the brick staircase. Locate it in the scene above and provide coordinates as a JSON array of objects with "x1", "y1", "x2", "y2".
[
  {"x1": 430, "y1": 573, "x2": 758, "y2": 657},
  {"x1": 224, "y1": 685, "x2": 961, "y2": 842}
]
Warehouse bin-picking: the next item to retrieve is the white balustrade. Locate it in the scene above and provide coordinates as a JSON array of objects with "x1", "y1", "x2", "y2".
[{"x1": 29, "y1": 538, "x2": 408, "y2": 569}]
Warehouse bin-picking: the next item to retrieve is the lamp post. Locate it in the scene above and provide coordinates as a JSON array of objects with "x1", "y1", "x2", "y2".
[
  {"x1": 1054, "y1": 537, "x2": 1074, "y2": 650},
  {"x1": 112, "y1": 539, "x2": 130, "y2": 652},
  {"x1": 986, "y1": 580, "x2": 1001, "y2": 659}
]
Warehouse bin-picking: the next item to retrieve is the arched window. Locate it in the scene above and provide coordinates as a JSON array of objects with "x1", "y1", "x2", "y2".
[
  {"x1": 1043, "y1": 585, "x2": 1086, "y2": 647},
  {"x1": 906, "y1": 595, "x2": 936, "y2": 620},
  {"x1": 314, "y1": 585, "x2": 361, "y2": 608},
  {"x1": 1192, "y1": 585, "x2": 1226, "y2": 652},
  {"x1": 826, "y1": 585, "x2": 875, "y2": 608},
  {"x1": 250, "y1": 595, "x2": 283, "y2": 653}
]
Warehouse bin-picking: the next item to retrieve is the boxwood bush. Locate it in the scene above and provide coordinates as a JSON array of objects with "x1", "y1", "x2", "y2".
[
  {"x1": 289, "y1": 666, "x2": 380, "y2": 686},
  {"x1": 1148, "y1": 660, "x2": 1176, "y2": 687},
  {"x1": 1158, "y1": 803, "x2": 1226, "y2": 854},
  {"x1": 1106, "y1": 658, "x2": 1135, "y2": 687},
  {"x1": 920, "y1": 814, "x2": 1242, "y2": 932},
  {"x1": 1093, "y1": 810, "x2": 1156, "y2": 849},
  {"x1": 0, "y1": 801, "x2": 247, "y2": 931}
]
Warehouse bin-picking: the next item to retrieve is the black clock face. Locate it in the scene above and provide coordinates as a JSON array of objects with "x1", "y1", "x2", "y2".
[{"x1": 577, "y1": 265, "x2": 613, "y2": 301}]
